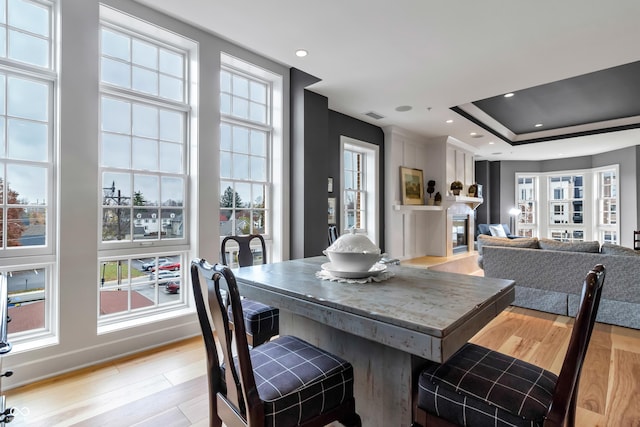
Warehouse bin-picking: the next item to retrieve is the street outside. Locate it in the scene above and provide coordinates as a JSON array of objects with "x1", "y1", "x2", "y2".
[{"x1": 8, "y1": 257, "x2": 183, "y2": 307}]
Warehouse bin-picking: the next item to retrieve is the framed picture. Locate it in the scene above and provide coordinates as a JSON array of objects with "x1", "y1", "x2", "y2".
[
  {"x1": 400, "y1": 167, "x2": 424, "y2": 205},
  {"x1": 328, "y1": 197, "x2": 336, "y2": 224},
  {"x1": 328, "y1": 177, "x2": 334, "y2": 193}
]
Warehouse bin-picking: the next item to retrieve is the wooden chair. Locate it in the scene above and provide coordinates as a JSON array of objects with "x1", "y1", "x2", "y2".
[
  {"x1": 190, "y1": 259, "x2": 362, "y2": 427},
  {"x1": 413, "y1": 264, "x2": 605, "y2": 427},
  {"x1": 220, "y1": 234, "x2": 279, "y2": 347},
  {"x1": 634, "y1": 230, "x2": 640, "y2": 250}
]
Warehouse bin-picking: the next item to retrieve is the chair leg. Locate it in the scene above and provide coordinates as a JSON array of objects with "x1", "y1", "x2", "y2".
[
  {"x1": 413, "y1": 405, "x2": 427, "y2": 427},
  {"x1": 338, "y1": 412, "x2": 362, "y2": 427}
]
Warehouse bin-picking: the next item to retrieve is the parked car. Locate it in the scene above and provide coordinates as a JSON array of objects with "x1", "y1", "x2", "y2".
[
  {"x1": 151, "y1": 261, "x2": 181, "y2": 272},
  {"x1": 149, "y1": 270, "x2": 181, "y2": 281},
  {"x1": 165, "y1": 281, "x2": 180, "y2": 294},
  {"x1": 141, "y1": 257, "x2": 170, "y2": 271}
]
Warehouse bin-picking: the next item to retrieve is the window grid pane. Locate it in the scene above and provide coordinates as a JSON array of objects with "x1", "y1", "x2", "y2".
[
  {"x1": 2, "y1": 0, "x2": 52, "y2": 68},
  {"x1": 1, "y1": 72, "x2": 51, "y2": 251},
  {"x1": 100, "y1": 95, "x2": 186, "y2": 243},
  {"x1": 100, "y1": 27, "x2": 185, "y2": 102},
  {"x1": 220, "y1": 69, "x2": 269, "y2": 126},
  {"x1": 98, "y1": 253, "x2": 186, "y2": 318}
]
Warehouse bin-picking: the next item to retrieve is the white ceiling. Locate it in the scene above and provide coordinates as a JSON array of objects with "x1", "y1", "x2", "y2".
[{"x1": 135, "y1": 0, "x2": 640, "y2": 161}]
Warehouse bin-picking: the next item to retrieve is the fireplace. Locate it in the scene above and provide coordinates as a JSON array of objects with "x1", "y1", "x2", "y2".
[{"x1": 452, "y1": 215, "x2": 468, "y2": 254}]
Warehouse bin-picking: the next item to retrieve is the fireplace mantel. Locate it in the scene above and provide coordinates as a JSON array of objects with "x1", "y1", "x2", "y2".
[{"x1": 392, "y1": 196, "x2": 483, "y2": 212}]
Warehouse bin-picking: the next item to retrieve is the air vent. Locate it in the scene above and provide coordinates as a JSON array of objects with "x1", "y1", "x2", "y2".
[{"x1": 364, "y1": 111, "x2": 385, "y2": 120}]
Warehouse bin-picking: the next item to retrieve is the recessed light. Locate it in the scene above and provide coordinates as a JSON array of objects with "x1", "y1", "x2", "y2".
[
  {"x1": 295, "y1": 49, "x2": 308, "y2": 57},
  {"x1": 504, "y1": 93, "x2": 514, "y2": 98},
  {"x1": 534, "y1": 123, "x2": 543, "y2": 127},
  {"x1": 489, "y1": 141, "x2": 495, "y2": 145},
  {"x1": 470, "y1": 132, "x2": 477, "y2": 136},
  {"x1": 395, "y1": 105, "x2": 412, "y2": 112},
  {"x1": 446, "y1": 119, "x2": 453, "y2": 124}
]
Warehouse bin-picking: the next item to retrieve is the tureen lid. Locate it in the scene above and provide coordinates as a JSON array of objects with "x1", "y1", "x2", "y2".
[{"x1": 326, "y1": 229, "x2": 380, "y2": 253}]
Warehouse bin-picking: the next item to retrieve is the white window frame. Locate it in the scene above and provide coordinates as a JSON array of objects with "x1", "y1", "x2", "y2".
[
  {"x1": 515, "y1": 165, "x2": 619, "y2": 243},
  {"x1": 595, "y1": 167, "x2": 619, "y2": 244},
  {"x1": 515, "y1": 175, "x2": 538, "y2": 237},
  {"x1": 219, "y1": 53, "x2": 284, "y2": 263},
  {"x1": 97, "y1": 5, "x2": 198, "y2": 331},
  {"x1": 1, "y1": 0, "x2": 57, "y2": 348},
  {"x1": 340, "y1": 136, "x2": 379, "y2": 245}
]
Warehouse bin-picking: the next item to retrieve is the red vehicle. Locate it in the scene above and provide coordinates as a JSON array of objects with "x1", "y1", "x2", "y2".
[
  {"x1": 151, "y1": 262, "x2": 181, "y2": 272},
  {"x1": 165, "y1": 281, "x2": 180, "y2": 294}
]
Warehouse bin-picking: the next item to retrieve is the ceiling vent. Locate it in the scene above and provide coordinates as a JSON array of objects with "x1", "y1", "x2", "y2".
[{"x1": 364, "y1": 111, "x2": 385, "y2": 120}]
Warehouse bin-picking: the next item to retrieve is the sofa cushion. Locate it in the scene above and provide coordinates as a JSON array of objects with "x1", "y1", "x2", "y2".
[
  {"x1": 477, "y1": 234, "x2": 539, "y2": 255},
  {"x1": 489, "y1": 224, "x2": 507, "y2": 237},
  {"x1": 478, "y1": 223, "x2": 512, "y2": 236},
  {"x1": 538, "y1": 238, "x2": 600, "y2": 253},
  {"x1": 600, "y1": 243, "x2": 640, "y2": 256}
]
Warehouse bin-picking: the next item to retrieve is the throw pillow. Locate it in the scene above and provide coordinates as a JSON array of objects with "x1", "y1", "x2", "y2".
[
  {"x1": 477, "y1": 234, "x2": 539, "y2": 255},
  {"x1": 600, "y1": 243, "x2": 640, "y2": 256},
  {"x1": 538, "y1": 238, "x2": 600, "y2": 253},
  {"x1": 489, "y1": 224, "x2": 507, "y2": 237}
]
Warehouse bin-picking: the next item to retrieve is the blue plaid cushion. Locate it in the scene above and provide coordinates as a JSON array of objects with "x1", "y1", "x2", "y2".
[
  {"x1": 418, "y1": 343, "x2": 558, "y2": 427},
  {"x1": 228, "y1": 299, "x2": 279, "y2": 346},
  {"x1": 227, "y1": 335, "x2": 354, "y2": 427}
]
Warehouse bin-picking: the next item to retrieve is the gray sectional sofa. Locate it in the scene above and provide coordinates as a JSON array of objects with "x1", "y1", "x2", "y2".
[{"x1": 477, "y1": 234, "x2": 640, "y2": 330}]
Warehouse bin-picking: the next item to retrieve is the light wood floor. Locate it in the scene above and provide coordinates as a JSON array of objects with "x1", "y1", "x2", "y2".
[{"x1": 6, "y1": 254, "x2": 640, "y2": 426}]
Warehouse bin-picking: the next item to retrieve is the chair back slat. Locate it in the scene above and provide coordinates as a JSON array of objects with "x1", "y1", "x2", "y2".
[
  {"x1": 191, "y1": 259, "x2": 264, "y2": 425},
  {"x1": 328, "y1": 225, "x2": 339, "y2": 245},
  {"x1": 221, "y1": 235, "x2": 267, "y2": 267},
  {"x1": 545, "y1": 264, "x2": 605, "y2": 426}
]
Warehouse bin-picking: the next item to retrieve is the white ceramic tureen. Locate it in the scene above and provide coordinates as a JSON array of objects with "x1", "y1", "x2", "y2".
[{"x1": 323, "y1": 229, "x2": 382, "y2": 272}]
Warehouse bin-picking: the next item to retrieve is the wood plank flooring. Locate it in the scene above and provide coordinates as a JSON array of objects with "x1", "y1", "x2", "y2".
[{"x1": 6, "y1": 254, "x2": 640, "y2": 426}]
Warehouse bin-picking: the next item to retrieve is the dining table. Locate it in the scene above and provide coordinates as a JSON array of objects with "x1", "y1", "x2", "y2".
[{"x1": 233, "y1": 256, "x2": 515, "y2": 427}]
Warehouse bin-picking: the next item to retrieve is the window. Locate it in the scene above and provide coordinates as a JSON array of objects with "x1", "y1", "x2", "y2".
[
  {"x1": 515, "y1": 166, "x2": 619, "y2": 243},
  {"x1": 547, "y1": 174, "x2": 584, "y2": 241},
  {"x1": 98, "y1": 9, "x2": 195, "y2": 328},
  {"x1": 597, "y1": 169, "x2": 617, "y2": 244},
  {"x1": 219, "y1": 67, "x2": 270, "y2": 239},
  {"x1": 0, "y1": 0, "x2": 53, "y2": 69},
  {"x1": 1, "y1": 0, "x2": 55, "y2": 343},
  {"x1": 515, "y1": 176, "x2": 537, "y2": 237},
  {"x1": 343, "y1": 149, "x2": 365, "y2": 231},
  {"x1": 341, "y1": 137, "x2": 379, "y2": 244}
]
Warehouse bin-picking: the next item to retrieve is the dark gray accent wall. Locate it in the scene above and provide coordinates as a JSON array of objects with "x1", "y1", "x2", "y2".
[
  {"x1": 328, "y1": 111, "x2": 386, "y2": 251},
  {"x1": 290, "y1": 69, "x2": 386, "y2": 258},
  {"x1": 474, "y1": 161, "x2": 490, "y2": 233},
  {"x1": 290, "y1": 68, "x2": 325, "y2": 259}
]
